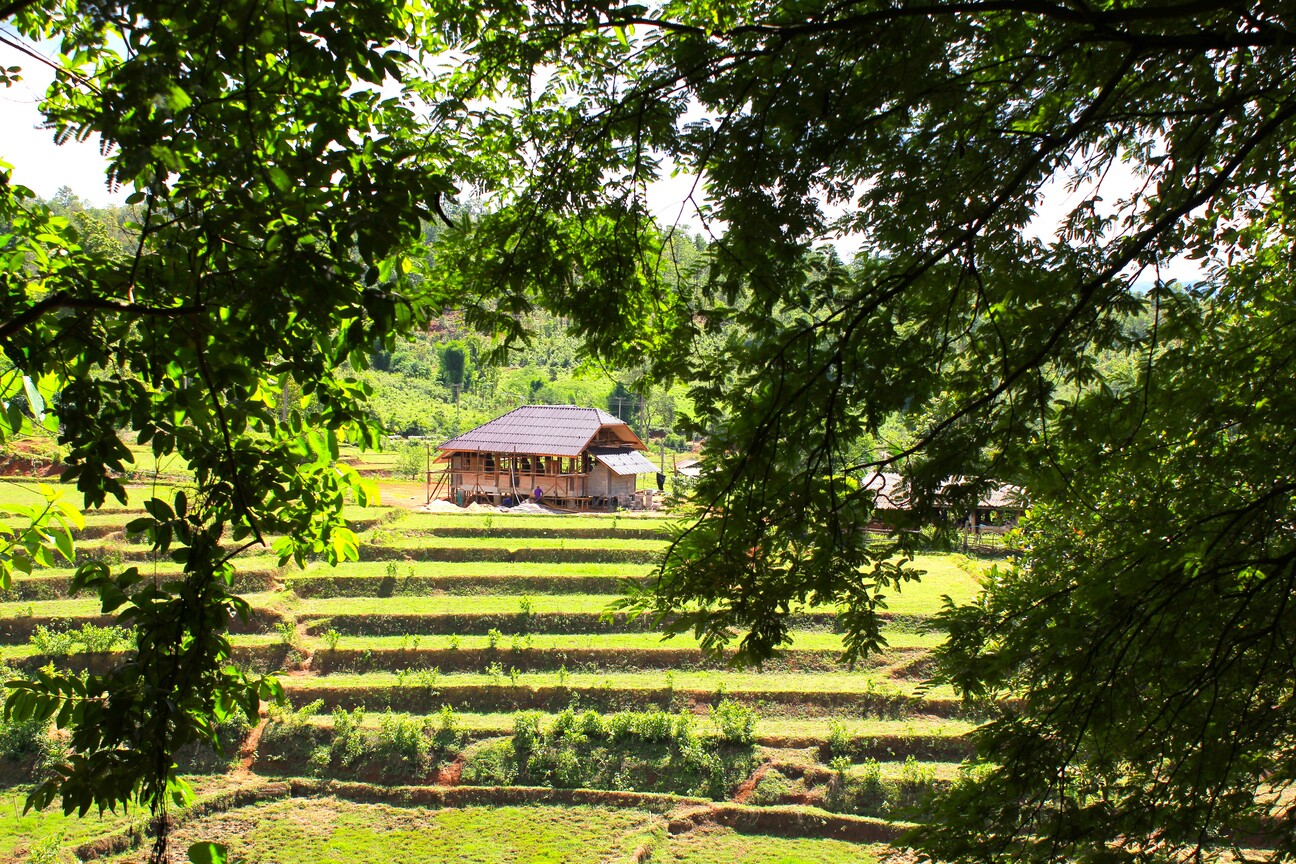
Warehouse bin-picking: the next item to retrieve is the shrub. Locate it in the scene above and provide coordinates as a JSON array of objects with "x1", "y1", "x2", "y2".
[
  {"x1": 845, "y1": 758, "x2": 887, "y2": 815},
  {"x1": 25, "y1": 834, "x2": 65, "y2": 864},
  {"x1": 29, "y1": 623, "x2": 131, "y2": 656},
  {"x1": 0, "y1": 711, "x2": 62, "y2": 779},
  {"x1": 393, "y1": 441, "x2": 425, "y2": 480},
  {"x1": 274, "y1": 620, "x2": 301, "y2": 649},
  {"x1": 375, "y1": 711, "x2": 431, "y2": 772},
  {"x1": 259, "y1": 699, "x2": 326, "y2": 765},
  {"x1": 711, "y1": 699, "x2": 757, "y2": 745},
  {"x1": 896, "y1": 755, "x2": 938, "y2": 812},
  {"x1": 826, "y1": 719, "x2": 853, "y2": 760},
  {"x1": 176, "y1": 706, "x2": 253, "y2": 773},
  {"x1": 551, "y1": 747, "x2": 584, "y2": 788},
  {"x1": 433, "y1": 704, "x2": 463, "y2": 754},
  {"x1": 463, "y1": 738, "x2": 516, "y2": 785},
  {"x1": 749, "y1": 768, "x2": 795, "y2": 806},
  {"x1": 331, "y1": 706, "x2": 368, "y2": 768},
  {"x1": 632, "y1": 710, "x2": 675, "y2": 744},
  {"x1": 513, "y1": 711, "x2": 543, "y2": 756},
  {"x1": 28, "y1": 625, "x2": 75, "y2": 656},
  {"x1": 507, "y1": 706, "x2": 754, "y2": 800},
  {"x1": 77, "y1": 623, "x2": 130, "y2": 653}
]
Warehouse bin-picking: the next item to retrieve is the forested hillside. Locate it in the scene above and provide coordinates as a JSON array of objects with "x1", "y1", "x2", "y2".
[{"x1": 38, "y1": 188, "x2": 697, "y2": 453}]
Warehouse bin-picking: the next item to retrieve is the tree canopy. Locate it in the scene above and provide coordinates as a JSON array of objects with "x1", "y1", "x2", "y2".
[
  {"x1": 2, "y1": 0, "x2": 1295, "y2": 861},
  {"x1": 433, "y1": 3, "x2": 1296, "y2": 859},
  {"x1": 1, "y1": 0, "x2": 458, "y2": 856}
]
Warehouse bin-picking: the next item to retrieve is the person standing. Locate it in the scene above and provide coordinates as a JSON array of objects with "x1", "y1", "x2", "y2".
[{"x1": 533, "y1": 485, "x2": 543, "y2": 504}]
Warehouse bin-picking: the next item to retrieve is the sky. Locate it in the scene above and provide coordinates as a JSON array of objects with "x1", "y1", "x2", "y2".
[
  {"x1": 0, "y1": 32, "x2": 1202, "y2": 285},
  {"x1": 0, "y1": 37, "x2": 125, "y2": 204}
]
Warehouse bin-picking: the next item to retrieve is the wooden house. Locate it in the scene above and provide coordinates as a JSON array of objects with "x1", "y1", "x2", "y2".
[
  {"x1": 863, "y1": 472, "x2": 1026, "y2": 532},
  {"x1": 433, "y1": 405, "x2": 661, "y2": 509}
]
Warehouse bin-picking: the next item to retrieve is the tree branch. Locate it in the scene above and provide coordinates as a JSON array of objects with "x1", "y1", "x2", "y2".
[
  {"x1": 0, "y1": 0, "x2": 41, "y2": 21},
  {"x1": 0, "y1": 292, "x2": 205, "y2": 342}
]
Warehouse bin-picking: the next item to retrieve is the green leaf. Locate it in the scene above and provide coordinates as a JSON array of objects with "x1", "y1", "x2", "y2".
[
  {"x1": 267, "y1": 166, "x2": 291, "y2": 192},
  {"x1": 53, "y1": 528, "x2": 74, "y2": 563},
  {"x1": 21, "y1": 376, "x2": 43, "y2": 422},
  {"x1": 166, "y1": 83, "x2": 192, "y2": 111},
  {"x1": 188, "y1": 842, "x2": 227, "y2": 864}
]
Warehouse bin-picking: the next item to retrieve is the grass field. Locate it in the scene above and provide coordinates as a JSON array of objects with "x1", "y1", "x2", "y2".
[
  {"x1": 0, "y1": 789, "x2": 137, "y2": 858},
  {"x1": 664, "y1": 828, "x2": 881, "y2": 864},
  {"x1": 366, "y1": 536, "x2": 670, "y2": 552},
  {"x1": 281, "y1": 669, "x2": 943, "y2": 695},
  {"x1": 89, "y1": 795, "x2": 882, "y2": 864},
  {"x1": 143, "y1": 798, "x2": 659, "y2": 864},
  {"x1": 0, "y1": 482, "x2": 994, "y2": 862},
  {"x1": 311, "y1": 629, "x2": 945, "y2": 652},
  {"x1": 291, "y1": 711, "x2": 975, "y2": 738}
]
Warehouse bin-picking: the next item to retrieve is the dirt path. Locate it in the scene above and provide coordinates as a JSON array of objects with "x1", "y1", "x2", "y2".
[
  {"x1": 731, "y1": 761, "x2": 773, "y2": 804},
  {"x1": 236, "y1": 717, "x2": 268, "y2": 775},
  {"x1": 435, "y1": 754, "x2": 466, "y2": 786}
]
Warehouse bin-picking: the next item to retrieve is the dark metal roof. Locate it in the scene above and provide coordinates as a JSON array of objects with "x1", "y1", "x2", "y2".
[
  {"x1": 862, "y1": 472, "x2": 1025, "y2": 511},
  {"x1": 591, "y1": 448, "x2": 660, "y2": 476},
  {"x1": 438, "y1": 405, "x2": 640, "y2": 458}
]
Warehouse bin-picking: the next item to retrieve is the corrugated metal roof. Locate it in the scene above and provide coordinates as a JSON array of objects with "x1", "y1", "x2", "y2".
[
  {"x1": 862, "y1": 472, "x2": 1025, "y2": 510},
  {"x1": 592, "y1": 448, "x2": 660, "y2": 476},
  {"x1": 438, "y1": 405, "x2": 637, "y2": 457}
]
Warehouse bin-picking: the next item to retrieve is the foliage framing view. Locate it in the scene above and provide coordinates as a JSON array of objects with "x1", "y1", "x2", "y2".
[{"x1": 1, "y1": 1, "x2": 1295, "y2": 863}]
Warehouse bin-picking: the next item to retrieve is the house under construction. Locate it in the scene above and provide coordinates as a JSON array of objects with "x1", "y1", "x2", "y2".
[{"x1": 432, "y1": 405, "x2": 661, "y2": 509}]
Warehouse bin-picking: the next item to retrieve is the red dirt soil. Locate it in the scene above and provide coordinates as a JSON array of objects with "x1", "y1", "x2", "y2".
[
  {"x1": 731, "y1": 761, "x2": 773, "y2": 804},
  {"x1": 435, "y1": 754, "x2": 466, "y2": 786}
]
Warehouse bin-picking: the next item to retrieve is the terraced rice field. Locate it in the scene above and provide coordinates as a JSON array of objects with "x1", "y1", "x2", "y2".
[{"x1": 0, "y1": 478, "x2": 989, "y2": 862}]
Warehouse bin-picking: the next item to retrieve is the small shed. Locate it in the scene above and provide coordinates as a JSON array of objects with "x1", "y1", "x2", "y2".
[
  {"x1": 674, "y1": 457, "x2": 704, "y2": 479},
  {"x1": 434, "y1": 405, "x2": 660, "y2": 509},
  {"x1": 862, "y1": 472, "x2": 1026, "y2": 530}
]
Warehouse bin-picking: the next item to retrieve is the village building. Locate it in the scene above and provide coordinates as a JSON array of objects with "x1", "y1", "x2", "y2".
[
  {"x1": 433, "y1": 405, "x2": 662, "y2": 509},
  {"x1": 863, "y1": 472, "x2": 1026, "y2": 534},
  {"x1": 673, "y1": 457, "x2": 704, "y2": 479}
]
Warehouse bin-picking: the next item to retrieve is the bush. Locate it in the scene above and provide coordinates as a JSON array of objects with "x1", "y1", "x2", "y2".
[
  {"x1": 0, "y1": 705, "x2": 64, "y2": 781},
  {"x1": 550, "y1": 747, "x2": 584, "y2": 788},
  {"x1": 432, "y1": 704, "x2": 463, "y2": 755},
  {"x1": 835, "y1": 758, "x2": 888, "y2": 816},
  {"x1": 711, "y1": 699, "x2": 757, "y2": 745},
  {"x1": 375, "y1": 711, "x2": 431, "y2": 772},
  {"x1": 749, "y1": 768, "x2": 796, "y2": 806},
  {"x1": 462, "y1": 738, "x2": 516, "y2": 785},
  {"x1": 513, "y1": 711, "x2": 543, "y2": 756},
  {"x1": 176, "y1": 707, "x2": 253, "y2": 773},
  {"x1": 30, "y1": 623, "x2": 131, "y2": 656},
  {"x1": 393, "y1": 441, "x2": 425, "y2": 480},
  {"x1": 0, "y1": 714, "x2": 56, "y2": 763},
  {"x1": 628, "y1": 710, "x2": 675, "y2": 744},
  {"x1": 827, "y1": 719, "x2": 850, "y2": 758},
  {"x1": 510, "y1": 706, "x2": 753, "y2": 799},
  {"x1": 259, "y1": 699, "x2": 326, "y2": 765},
  {"x1": 331, "y1": 706, "x2": 368, "y2": 768}
]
